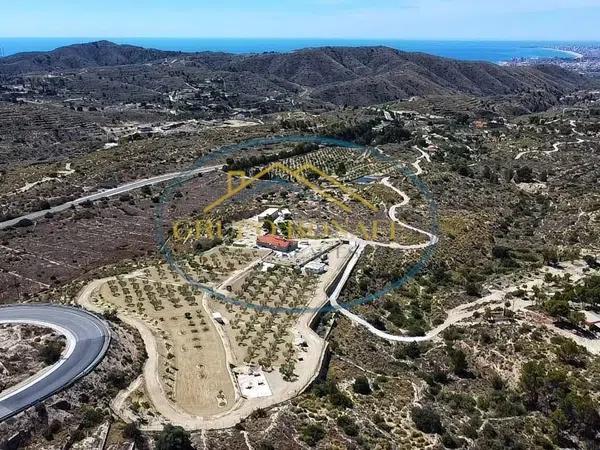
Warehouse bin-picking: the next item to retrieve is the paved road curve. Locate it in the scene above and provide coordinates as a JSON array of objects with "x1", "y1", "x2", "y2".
[{"x1": 0, "y1": 305, "x2": 111, "y2": 422}]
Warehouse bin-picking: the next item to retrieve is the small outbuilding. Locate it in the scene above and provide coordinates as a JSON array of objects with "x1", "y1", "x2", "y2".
[
  {"x1": 257, "y1": 208, "x2": 279, "y2": 222},
  {"x1": 304, "y1": 260, "x2": 327, "y2": 274},
  {"x1": 212, "y1": 312, "x2": 225, "y2": 325}
]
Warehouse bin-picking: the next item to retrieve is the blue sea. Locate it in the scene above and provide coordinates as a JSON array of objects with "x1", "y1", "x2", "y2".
[{"x1": 0, "y1": 38, "x2": 589, "y2": 63}]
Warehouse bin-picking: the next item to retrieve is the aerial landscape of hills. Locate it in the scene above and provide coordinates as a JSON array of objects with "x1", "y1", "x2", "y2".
[
  {"x1": 0, "y1": 41, "x2": 589, "y2": 106},
  {"x1": 1, "y1": 36, "x2": 600, "y2": 450}
]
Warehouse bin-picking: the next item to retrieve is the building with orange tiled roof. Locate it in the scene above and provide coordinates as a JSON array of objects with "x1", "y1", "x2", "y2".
[{"x1": 257, "y1": 234, "x2": 298, "y2": 252}]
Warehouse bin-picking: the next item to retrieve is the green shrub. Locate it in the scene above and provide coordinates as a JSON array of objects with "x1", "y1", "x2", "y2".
[
  {"x1": 39, "y1": 340, "x2": 65, "y2": 365},
  {"x1": 123, "y1": 422, "x2": 141, "y2": 440},
  {"x1": 42, "y1": 420, "x2": 62, "y2": 441},
  {"x1": 411, "y1": 406, "x2": 444, "y2": 434},
  {"x1": 155, "y1": 424, "x2": 193, "y2": 450},
  {"x1": 442, "y1": 326, "x2": 461, "y2": 341},
  {"x1": 465, "y1": 281, "x2": 482, "y2": 297},
  {"x1": 336, "y1": 415, "x2": 359, "y2": 437},
  {"x1": 301, "y1": 423, "x2": 326, "y2": 446},
  {"x1": 448, "y1": 346, "x2": 469, "y2": 375},
  {"x1": 81, "y1": 406, "x2": 105, "y2": 429},
  {"x1": 330, "y1": 390, "x2": 354, "y2": 409},
  {"x1": 441, "y1": 432, "x2": 461, "y2": 448},
  {"x1": 352, "y1": 376, "x2": 372, "y2": 395},
  {"x1": 407, "y1": 323, "x2": 426, "y2": 337}
]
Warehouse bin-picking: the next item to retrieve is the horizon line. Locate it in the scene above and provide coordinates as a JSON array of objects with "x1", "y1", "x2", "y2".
[{"x1": 1, "y1": 37, "x2": 599, "y2": 43}]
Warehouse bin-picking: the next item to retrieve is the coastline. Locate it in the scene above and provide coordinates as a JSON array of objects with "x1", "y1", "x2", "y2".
[
  {"x1": 0, "y1": 38, "x2": 594, "y2": 61},
  {"x1": 498, "y1": 47, "x2": 584, "y2": 65},
  {"x1": 546, "y1": 47, "x2": 584, "y2": 59}
]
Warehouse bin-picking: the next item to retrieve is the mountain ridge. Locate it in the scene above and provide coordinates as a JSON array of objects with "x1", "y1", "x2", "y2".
[{"x1": 0, "y1": 40, "x2": 589, "y2": 106}]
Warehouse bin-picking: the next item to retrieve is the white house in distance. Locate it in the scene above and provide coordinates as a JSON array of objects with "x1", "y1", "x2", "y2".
[
  {"x1": 256, "y1": 207, "x2": 280, "y2": 222},
  {"x1": 256, "y1": 207, "x2": 293, "y2": 224}
]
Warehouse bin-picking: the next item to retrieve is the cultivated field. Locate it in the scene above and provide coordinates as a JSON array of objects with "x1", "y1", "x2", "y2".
[
  {"x1": 209, "y1": 243, "x2": 354, "y2": 380},
  {"x1": 275, "y1": 146, "x2": 392, "y2": 181},
  {"x1": 211, "y1": 266, "x2": 318, "y2": 371},
  {"x1": 90, "y1": 247, "x2": 264, "y2": 416}
]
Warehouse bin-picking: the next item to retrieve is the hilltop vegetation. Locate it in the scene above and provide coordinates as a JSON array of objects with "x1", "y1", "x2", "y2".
[{"x1": 0, "y1": 41, "x2": 588, "y2": 107}]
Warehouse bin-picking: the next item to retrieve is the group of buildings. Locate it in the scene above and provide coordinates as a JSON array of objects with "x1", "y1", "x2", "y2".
[
  {"x1": 254, "y1": 208, "x2": 329, "y2": 275},
  {"x1": 256, "y1": 207, "x2": 297, "y2": 252}
]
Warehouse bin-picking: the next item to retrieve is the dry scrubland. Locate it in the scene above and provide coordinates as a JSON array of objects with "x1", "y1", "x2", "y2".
[
  {"x1": 1, "y1": 41, "x2": 600, "y2": 448},
  {"x1": 0, "y1": 321, "x2": 145, "y2": 450},
  {"x1": 0, "y1": 324, "x2": 66, "y2": 393}
]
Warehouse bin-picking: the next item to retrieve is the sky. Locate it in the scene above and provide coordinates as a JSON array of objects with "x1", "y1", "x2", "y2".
[{"x1": 0, "y1": 0, "x2": 599, "y2": 40}]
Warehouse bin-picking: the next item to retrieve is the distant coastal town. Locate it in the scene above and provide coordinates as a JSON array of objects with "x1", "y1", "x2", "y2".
[{"x1": 504, "y1": 44, "x2": 600, "y2": 77}]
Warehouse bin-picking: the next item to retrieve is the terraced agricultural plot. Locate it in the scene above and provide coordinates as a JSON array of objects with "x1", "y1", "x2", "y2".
[
  {"x1": 90, "y1": 246, "x2": 265, "y2": 416},
  {"x1": 211, "y1": 265, "x2": 318, "y2": 371},
  {"x1": 208, "y1": 243, "x2": 354, "y2": 384},
  {"x1": 0, "y1": 102, "x2": 107, "y2": 167},
  {"x1": 273, "y1": 147, "x2": 392, "y2": 181}
]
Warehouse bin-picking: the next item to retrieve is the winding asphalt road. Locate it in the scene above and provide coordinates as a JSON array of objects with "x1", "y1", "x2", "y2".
[
  {"x1": 0, "y1": 164, "x2": 222, "y2": 230},
  {"x1": 0, "y1": 305, "x2": 111, "y2": 422}
]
